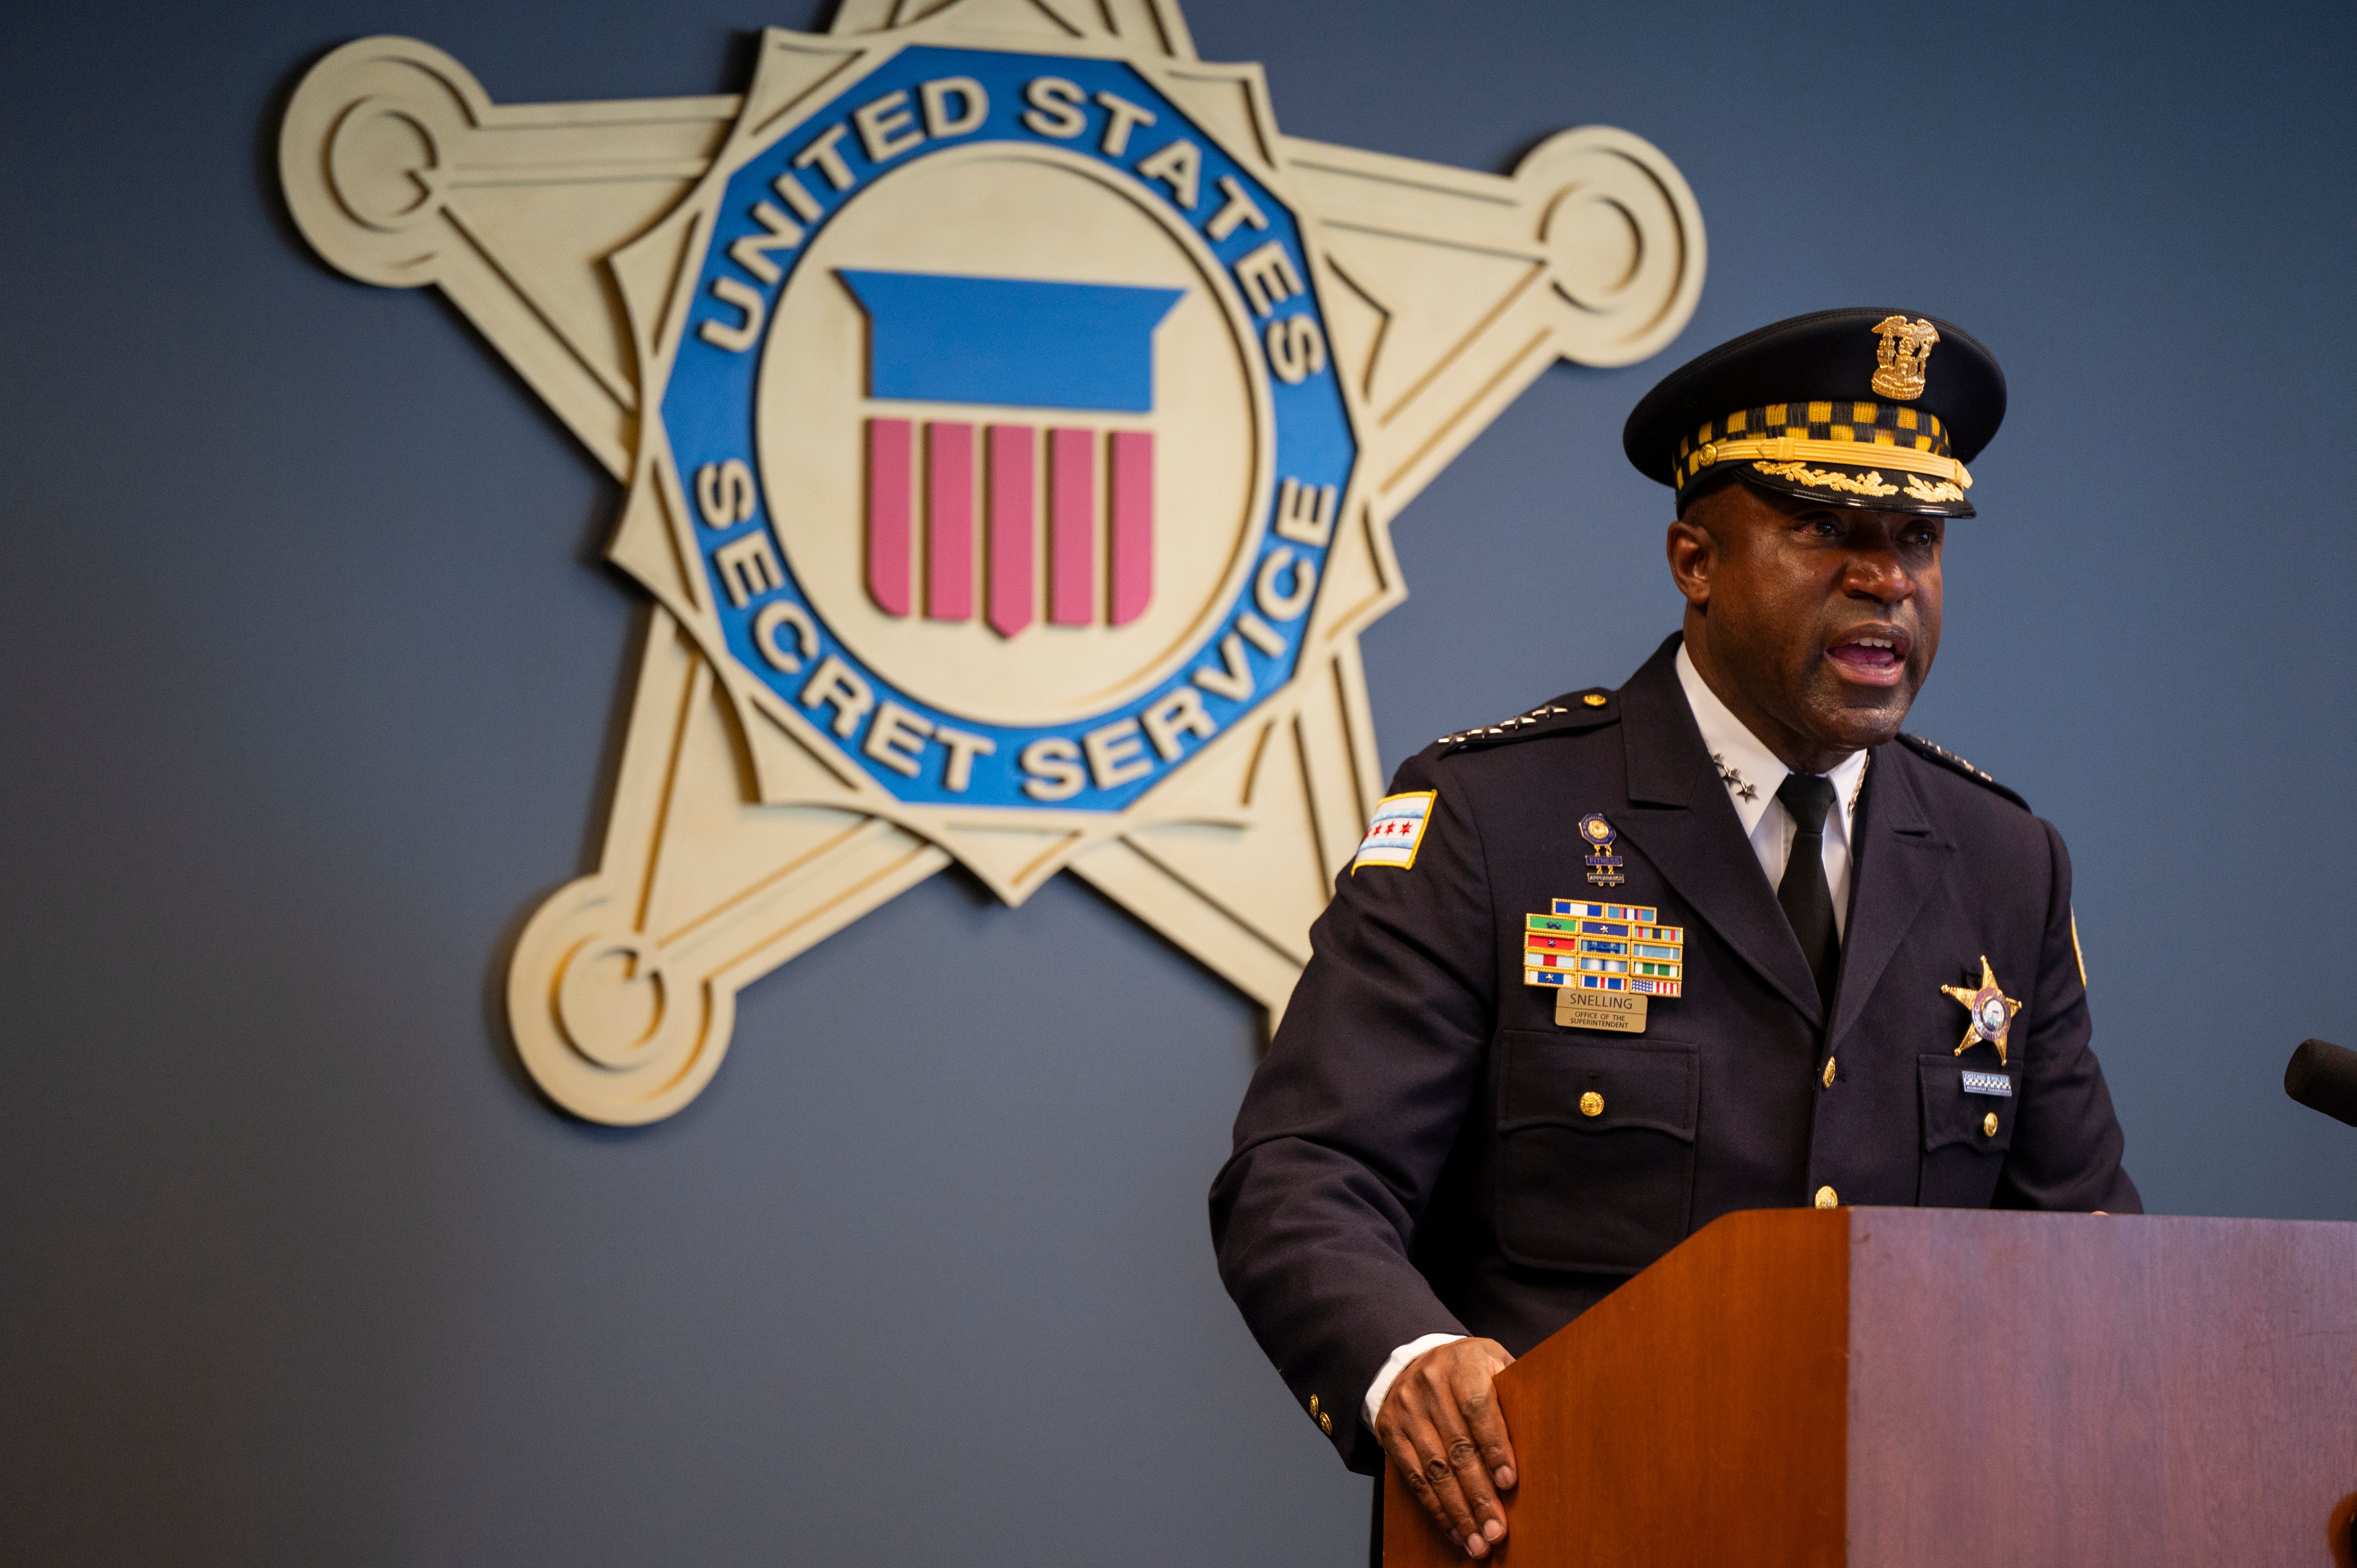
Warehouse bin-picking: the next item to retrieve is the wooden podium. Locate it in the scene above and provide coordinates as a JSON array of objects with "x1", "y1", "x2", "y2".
[{"x1": 1385, "y1": 1208, "x2": 2357, "y2": 1567}]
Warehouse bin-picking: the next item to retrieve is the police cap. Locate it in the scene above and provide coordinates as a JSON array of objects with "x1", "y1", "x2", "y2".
[{"x1": 1623, "y1": 308, "x2": 2006, "y2": 519}]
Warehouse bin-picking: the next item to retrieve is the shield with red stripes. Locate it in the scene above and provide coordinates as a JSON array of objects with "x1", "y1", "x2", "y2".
[
  {"x1": 842, "y1": 270, "x2": 1181, "y2": 639},
  {"x1": 661, "y1": 44, "x2": 1359, "y2": 820}
]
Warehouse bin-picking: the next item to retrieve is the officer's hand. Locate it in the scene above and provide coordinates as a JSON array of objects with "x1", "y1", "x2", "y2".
[{"x1": 1374, "y1": 1337, "x2": 1518, "y2": 1559}]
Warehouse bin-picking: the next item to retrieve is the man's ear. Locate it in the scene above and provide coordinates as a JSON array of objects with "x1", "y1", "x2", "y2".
[{"x1": 1666, "y1": 514, "x2": 1714, "y2": 610}]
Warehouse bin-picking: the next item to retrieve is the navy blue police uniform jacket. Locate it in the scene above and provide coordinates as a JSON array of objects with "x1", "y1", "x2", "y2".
[{"x1": 1209, "y1": 634, "x2": 2140, "y2": 1475}]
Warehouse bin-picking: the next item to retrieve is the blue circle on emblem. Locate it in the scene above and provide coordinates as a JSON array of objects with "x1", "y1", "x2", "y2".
[{"x1": 660, "y1": 45, "x2": 1358, "y2": 813}]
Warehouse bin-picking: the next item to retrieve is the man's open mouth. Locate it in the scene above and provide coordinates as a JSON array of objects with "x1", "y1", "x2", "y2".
[{"x1": 1825, "y1": 628, "x2": 1910, "y2": 677}]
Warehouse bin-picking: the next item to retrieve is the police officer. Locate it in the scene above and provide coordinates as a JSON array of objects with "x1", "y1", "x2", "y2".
[{"x1": 1208, "y1": 309, "x2": 2138, "y2": 1560}]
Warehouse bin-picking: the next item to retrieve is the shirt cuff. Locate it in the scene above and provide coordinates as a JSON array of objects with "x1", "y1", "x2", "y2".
[{"x1": 1361, "y1": 1333, "x2": 1469, "y2": 1433}]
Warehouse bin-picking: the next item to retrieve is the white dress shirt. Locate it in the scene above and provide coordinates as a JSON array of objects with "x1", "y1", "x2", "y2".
[
  {"x1": 1672, "y1": 642, "x2": 1867, "y2": 937},
  {"x1": 1359, "y1": 647, "x2": 1867, "y2": 1433}
]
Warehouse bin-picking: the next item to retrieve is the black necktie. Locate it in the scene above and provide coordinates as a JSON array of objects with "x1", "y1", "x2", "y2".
[{"x1": 1775, "y1": 773, "x2": 1840, "y2": 1012}]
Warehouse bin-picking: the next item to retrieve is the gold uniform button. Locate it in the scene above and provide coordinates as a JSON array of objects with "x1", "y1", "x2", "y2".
[
  {"x1": 1308, "y1": 1395, "x2": 1319, "y2": 1414},
  {"x1": 1814, "y1": 1185, "x2": 1839, "y2": 1209},
  {"x1": 1582, "y1": 693, "x2": 1608, "y2": 707},
  {"x1": 1580, "y1": 1091, "x2": 1604, "y2": 1117},
  {"x1": 1984, "y1": 1111, "x2": 2000, "y2": 1137},
  {"x1": 1820, "y1": 1056, "x2": 1836, "y2": 1089},
  {"x1": 1319, "y1": 1411, "x2": 1333, "y2": 1434}
]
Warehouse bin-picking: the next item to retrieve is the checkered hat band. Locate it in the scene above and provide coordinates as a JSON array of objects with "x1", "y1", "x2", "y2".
[{"x1": 1675, "y1": 403, "x2": 1951, "y2": 485}]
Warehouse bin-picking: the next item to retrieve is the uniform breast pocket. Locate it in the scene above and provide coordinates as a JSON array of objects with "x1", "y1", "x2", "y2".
[
  {"x1": 1493, "y1": 1031, "x2": 1700, "y2": 1276},
  {"x1": 1917, "y1": 1054, "x2": 2020, "y2": 1208}
]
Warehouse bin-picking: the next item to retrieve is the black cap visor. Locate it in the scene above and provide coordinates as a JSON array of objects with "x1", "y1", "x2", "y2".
[{"x1": 1680, "y1": 453, "x2": 1975, "y2": 519}]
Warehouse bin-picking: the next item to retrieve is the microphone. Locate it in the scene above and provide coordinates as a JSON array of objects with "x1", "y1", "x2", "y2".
[{"x1": 2284, "y1": 1038, "x2": 2357, "y2": 1128}]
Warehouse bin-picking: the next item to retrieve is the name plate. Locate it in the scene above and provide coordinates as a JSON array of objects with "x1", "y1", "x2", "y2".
[
  {"x1": 1555, "y1": 989, "x2": 1648, "y2": 1034},
  {"x1": 1961, "y1": 1070, "x2": 2014, "y2": 1097}
]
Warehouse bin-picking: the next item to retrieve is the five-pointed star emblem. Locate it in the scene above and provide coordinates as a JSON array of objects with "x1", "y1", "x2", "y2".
[
  {"x1": 1941, "y1": 955, "x2": 2023, "y2": 1065},
  {"x1": 272, "y1": 8, "x2": 1706, "y2": 1124}
]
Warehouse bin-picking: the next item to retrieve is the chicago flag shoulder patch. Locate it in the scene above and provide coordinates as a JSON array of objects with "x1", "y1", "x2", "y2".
[{"x1": 1352, "y1": 791, "x2": 1436, "y2": 872}]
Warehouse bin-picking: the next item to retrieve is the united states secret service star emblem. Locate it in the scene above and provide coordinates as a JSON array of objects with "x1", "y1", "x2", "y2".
[{"x1": 278, "y1": 1, "x2": 1704, "y2": 1122}]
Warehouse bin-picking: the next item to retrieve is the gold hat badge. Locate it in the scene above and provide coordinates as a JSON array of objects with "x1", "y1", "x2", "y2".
[{"x1": 1870, "y1": 315, "x2": 1940, "y2": 401}]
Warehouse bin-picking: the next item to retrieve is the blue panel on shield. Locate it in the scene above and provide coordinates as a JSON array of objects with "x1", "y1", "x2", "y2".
[{"x1": 837, "y1": 269, "x2": 1184, "y2": 413}]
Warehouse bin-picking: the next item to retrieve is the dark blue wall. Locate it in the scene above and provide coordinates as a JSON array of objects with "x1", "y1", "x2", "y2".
[{"x1": 5, "y1": 2, "x2": 2353, "y2": 1562}]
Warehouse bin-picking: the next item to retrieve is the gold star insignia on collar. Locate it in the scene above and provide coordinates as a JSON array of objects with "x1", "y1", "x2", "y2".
[{"x1": 1941, "y1": 956, "x2": 2022, "y2": 1066}]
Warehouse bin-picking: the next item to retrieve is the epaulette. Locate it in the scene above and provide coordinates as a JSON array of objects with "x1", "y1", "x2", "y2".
[
  {"x1": 1436, "y1": 689, "x2": 1618, "y2": 754},
  {"x1": 1896, "y1": 733, "x2": 2030, "y2": 811}
]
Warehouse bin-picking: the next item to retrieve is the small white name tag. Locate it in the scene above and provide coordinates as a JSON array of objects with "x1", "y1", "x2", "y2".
[{"x1": 1961, "y1": 1070, "x2": 2013, "y2": 1097}]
